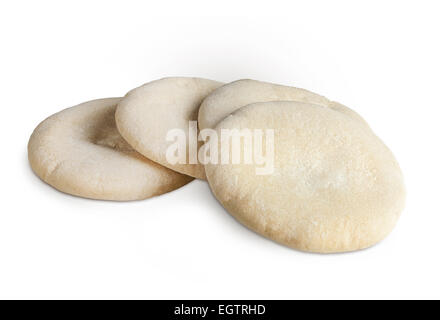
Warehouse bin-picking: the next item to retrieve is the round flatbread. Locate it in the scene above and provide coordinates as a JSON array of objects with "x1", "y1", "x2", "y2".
[
  {"x1": 115, "y1": 77, "x2": 223, "y2": 180},
  {"x1": 198, "y1": 79, "x2": 368, "y2": 130},
  {"x1": 28, "y1": 98, "x2": 193, "y2": 201},
  {"x1": 205, "y1": 101, "x2": 405, "y2": 253}
]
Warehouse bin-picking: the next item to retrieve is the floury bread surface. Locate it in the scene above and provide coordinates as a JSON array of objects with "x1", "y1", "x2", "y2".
[
  {"x1": 28, "y1": 98, "x2": 193, "y2": 201},
  {"x1": 204, "y1": 101, "x2": 405, "y2": 253},
  {"x1": 198, "y1": 79, "x2": 369, "y2": 130},
  {"x1": 116, "y1": 77, "x2": 223, "y2": 180}
]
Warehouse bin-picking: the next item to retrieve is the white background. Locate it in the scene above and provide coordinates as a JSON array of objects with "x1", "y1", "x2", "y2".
[{"x1": 0, "y1": 0, "x2": 439, "y2": 299}]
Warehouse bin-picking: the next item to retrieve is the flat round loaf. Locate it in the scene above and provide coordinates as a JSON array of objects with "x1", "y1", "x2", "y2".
[
  {"x1": 198, "y1": 79, "x2": 368, "y2": 130},
  {"x1": 116, "y1": 77, "x2": 223, "y2": 179},
  {"x1": 205, "y1": 101, "x2": 405, "y2": 253},
  {"x1": 28, "y1": 98, "x2": 193, "y2": 201}
]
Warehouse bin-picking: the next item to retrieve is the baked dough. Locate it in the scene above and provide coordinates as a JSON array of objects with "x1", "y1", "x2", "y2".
[
  {"x1": 28, "y1": 98, "x2": 193, "y2": 201},
  {"x1": 115, "y1": 77, "x2": 223, "y2": 179},
  {"x1": 198, "y1": 79, "x2": 368, "y2": 130},
  {"x1": 205, "y1": 101, "x2": 405, "y2": 253}
]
